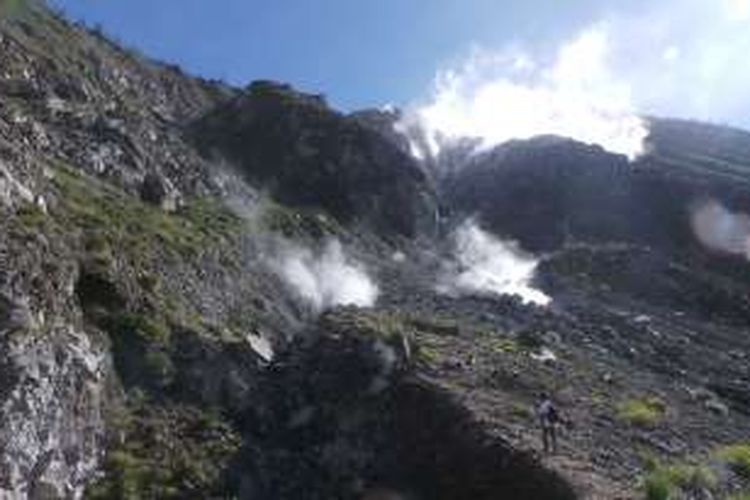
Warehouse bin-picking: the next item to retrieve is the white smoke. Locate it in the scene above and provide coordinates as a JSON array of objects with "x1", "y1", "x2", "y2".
[
  {"x1": 272, "y1": 239, "x2": 380, "y2": 312},
  {"x1": 402, "y1": 27, "x2": 648, "y2": 160},
  {"x1": 691, "y1": 200, "x2": 750, "y2": 258},
  {"x1": 438, "y1": 220, "x2": 550, "y2": 306},
  {"x1": 402, "y1": 0, "x2": 750, "y2": 161}
]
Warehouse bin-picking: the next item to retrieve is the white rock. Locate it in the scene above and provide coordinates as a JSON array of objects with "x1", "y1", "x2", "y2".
[{"x1": 246, "y1": 332, "x2": 273, "y2": 363}]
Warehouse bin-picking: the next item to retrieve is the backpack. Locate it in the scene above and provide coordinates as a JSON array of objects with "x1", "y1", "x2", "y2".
[{"x1": 547, "y1": 404, "x2": 559, "y2": 424}]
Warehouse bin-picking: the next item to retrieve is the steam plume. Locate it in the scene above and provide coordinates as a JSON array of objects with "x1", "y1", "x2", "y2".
[
  {"x1": 438, "y1": 220, "x2": 550, "y2": 306},
  {"x1": 272, "y1": 239, "x2": 379, "y2": 312},
  {"x1": 402, "y1": 27, "x2": 648, "y2": 160}
]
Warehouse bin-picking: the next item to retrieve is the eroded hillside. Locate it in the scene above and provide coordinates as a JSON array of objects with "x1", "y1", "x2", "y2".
[{"x1": 1, "y1": 4, "x2": 750, "y2": 500}]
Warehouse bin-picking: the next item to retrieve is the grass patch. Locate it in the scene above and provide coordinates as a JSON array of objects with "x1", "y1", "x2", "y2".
[
  {"x1": 416, "y1": 344, "x2": 441, "y2": 365},
  {"x1": 488, "y1": 337, "x2": 520, "y2": 354},
  {"x1": 321, "y1": 309, "x2": 413, "y2": 343},
  {"x1": 407, "y1": 316, "x2": 461, "y2": 337},
  {"x1": 717, "y1": 444, "x2": 750, "y2": 477},
  {"x1": 618, "y1": 396, "x2": 667, "y2": 428},
  {"x1": 510, "y1": 402, "x2": 532, "y2": 419},
  {"x1": 15, "y1": 202, "x2": 48, "y2": 228},
  {"x1": 86, "y1": 402, "x2": 241, "y2": 499},
  {"x1": 51, "y1": 165, "x2": 241, "y2": 264},
  {"x1": 642, "y1": 458, "x2": 717, "y2": 500},
  {"x1": 260, "y1": 201, "x2": 342, "y2": 239}
]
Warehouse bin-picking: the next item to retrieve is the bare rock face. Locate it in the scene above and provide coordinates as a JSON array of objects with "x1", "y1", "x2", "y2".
[
  {"x1": 0, "y1": 325, "x2": 107, "y2": 499},
  {"x1": 190, "y1": 81, "x2": 438, "y2": 239},
  {"x1": 0, "y1": 219, "x2": 108, "y2": 499},
  {"x1": 4, "y1": 4, "x2": 750, "y2": 500}
]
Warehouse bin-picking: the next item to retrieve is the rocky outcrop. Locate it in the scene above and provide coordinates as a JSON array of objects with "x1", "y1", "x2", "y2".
[
  {"x1": 4, "y1": 4, "x2": 750, "y2": 499},
  {"x1": 0, "y1": 324, "x2": 106, "y2": 499},
  {"x1": 241, "y1": 308, "x2": 577, "y2": 500},
  {"x1": 190, "y1": 81, "x2": 438, "y2": 239},
  {"x1": 0, "y1": 208, "x2": 107, "y2": 498},
  {"x1": 443, "y1": 123, "x2": 750, "y2": 259}
]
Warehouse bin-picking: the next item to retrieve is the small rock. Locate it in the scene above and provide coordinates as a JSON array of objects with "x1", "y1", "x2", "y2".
[
  {"x1": 530, "y1": 347, "x2": 557, "y2": 365},
  {"x1": 543, "y1": 330, "x2": 562, "y2": 346},
  {"x1": 140, "y1": 172, "x2": 179, "y2": 212},
  {"x1": 246, "y1": 332, "x2": 273, "y2": 363},
  {"x1": 705, "y1": 399, "x2": 729, "y2": 417}
]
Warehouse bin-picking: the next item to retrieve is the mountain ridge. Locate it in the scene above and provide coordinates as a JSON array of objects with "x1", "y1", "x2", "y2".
[{"x1": 1, "y1": 4, "x2": 750, "y2": 499}]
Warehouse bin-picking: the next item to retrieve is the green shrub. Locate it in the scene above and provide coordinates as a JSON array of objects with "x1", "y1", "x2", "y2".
[
  {"x1": 644, "y1": 469, "x2": 671, "y2": 500},
  {"x1": 717, "y1": 444, "x2": 750, "y2": 477},
  {"x1": 618, "y1": 396, "x2": 667, "y2": 427}
]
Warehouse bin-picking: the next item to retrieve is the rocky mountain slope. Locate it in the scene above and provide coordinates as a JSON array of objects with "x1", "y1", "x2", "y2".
[{"x1": 1, "y1": 4, "x2": 750, "y2": 500}]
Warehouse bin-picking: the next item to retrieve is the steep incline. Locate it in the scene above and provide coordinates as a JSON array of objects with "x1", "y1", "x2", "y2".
[
  {"x1": 4, "y1": 5, "x2": 750, "y2": 500},
  {"x1": 0, "y1": 6, "x2": 575, "y2": 500}
]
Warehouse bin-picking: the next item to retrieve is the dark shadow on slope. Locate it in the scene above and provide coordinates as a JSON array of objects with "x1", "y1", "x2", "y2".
[
  {"x1": 242, "y1": 315, "x2": 577, "y2": 500},
  {"x1": 381, "y1": 380, "x2": 577, "y2": 500}
]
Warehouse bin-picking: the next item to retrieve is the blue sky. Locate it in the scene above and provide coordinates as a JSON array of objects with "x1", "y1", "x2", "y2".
[
  {"x1": 48, "y1": 0, "x2": 750, "y2": 144},
  {"x1": 49, "y1": 0, "x2": 616, "y2": 111}
]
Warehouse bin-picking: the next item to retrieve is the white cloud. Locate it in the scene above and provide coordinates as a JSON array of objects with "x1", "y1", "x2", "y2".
[
  {"x1": 662, "y1": 46, "x2": 680, "y2": 63},
  {"x1": 725, "y1": 0, "x2": 750, "y2": 22}
]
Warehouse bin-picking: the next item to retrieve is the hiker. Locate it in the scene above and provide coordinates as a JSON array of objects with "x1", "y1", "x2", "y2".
[{"x1": 537, "y1": 392, "x2": 559, "y2": 454}]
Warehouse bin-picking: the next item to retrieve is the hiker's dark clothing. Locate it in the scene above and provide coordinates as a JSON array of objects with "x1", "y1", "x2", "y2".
[{"x1": 537, "y1": 398, "x2": 559, "y2": 454}]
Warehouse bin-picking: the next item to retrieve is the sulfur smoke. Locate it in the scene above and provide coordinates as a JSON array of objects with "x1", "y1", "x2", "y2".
[
  {"x1": 438, "y1": 220, "x2": 550, "y2": 306},
  {"x1": 272, "y1": 239, "x2": 380, "y2": 313}
]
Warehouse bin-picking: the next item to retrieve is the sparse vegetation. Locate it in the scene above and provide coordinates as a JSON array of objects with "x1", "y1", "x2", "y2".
[
  {"x1": 15, "y1": 202, "x2": 48, "y2": 228},
  {"x1": 618, "y1": 396, "x2": 667, "y2": 428},
  {"x1": 642, "y1": 457, "x2": 717, "y2": 500},
  {"x1": 261, "y1": 201, "x2": 342, "y2": 239},
  {"x1": 321, "y1": 308, "x2": 414, "y2": 343},
  {"x1": 517, "y1": 329, "x2": 544, "y2": 351},
  {"x1": 0, "y1": 0, "x2": 31, "y2": 18},
  {"x1": 510, "y1": 401, "x2": 532, "y2": 419},
  {"x1": 51, "y1": 165, "x2": 241, "y2": 264},
  {"x1": 407, "y1": 316, "x2": 461, "y2": 337},
  {"x1": 416, "y1": 344, "x2": 441, "y2": 365},
  {"x1": 109, "y1": 312, "x2": 171, "y2": 343},
  {"x1": 717, "y1": 444, "x2": 750, "y2": 477},
  {"x1": 85, "y1": 402, "x2": 241, "y2": 499},
  {"x1": 488, "y1": 336, "x2": 520, "y2": 354}
]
